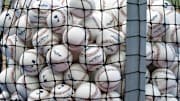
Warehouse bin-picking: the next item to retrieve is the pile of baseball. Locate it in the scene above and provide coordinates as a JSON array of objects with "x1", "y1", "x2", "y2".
[
  {"x1": 146, "y1": 0, "x2": 180, "y2": 101},
  {"x1": 0, "y1": 0, "x2": 126, "y2": 100}
]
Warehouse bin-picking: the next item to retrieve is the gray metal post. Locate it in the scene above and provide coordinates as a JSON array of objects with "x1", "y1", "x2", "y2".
[{"x1": 125, "y1": 0, "x2": 146, "y2": 101}]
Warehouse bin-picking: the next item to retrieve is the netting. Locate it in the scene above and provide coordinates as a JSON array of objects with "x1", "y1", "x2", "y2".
[
  {"x1": 146, "y1": 0, "x2": 180, "y2": 101},
  {"x1": 0, "y1": 0, "x2": 127, "y2": 100}
]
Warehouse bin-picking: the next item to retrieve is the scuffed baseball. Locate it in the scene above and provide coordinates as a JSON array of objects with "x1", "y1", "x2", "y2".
[
  {"x1": 151, "y1": 68, "x2": 177, "y2": 96},
  {"x1": 0, "y1": 90, "x2": 10, "y2": 100},
  {"x1": 39, "y1": 66, "x2": 63, "y2": 91},
  {"x1": 16, "y1": 75, "x2": 40, "y2": 99},
  {"x1": 46, "y1": 45, "x2": 73, "y2": 72},
  {"x1": 160, "y1": 94, "x2": 178, "y2": 101},
  {"x1": 170, "y1": 54, "x2": 180, "y2": 79},
  {"x1": 145, "y1": 69, "x2": 150, "y2": 84},
  {"x1": 75, "y1": 82, "x2": 101, "y2": 101},
  {"x1": 96, "y1": 28, "x2": 125, "y2": 55},
  {"x1": 152, "y1": 42, "x2": 176, "y2": 68},
  {"x1": 101, "y1": 91, "x2": 121, "y2": 101},
  {"x1": 146, "y1": 42, "x2": 153, "y2": 66},
  {"x1": 1, "y1": 34, "x2": 28, "y2": 63},
  {"x1": 11, "y1": 92, "x2": 24, "y2": 101},
  {"x1": 32, "y1": 28, "x2": 60, "y2": 56},
  {"x1": 79, "y1": 44, "x2": 106, "y2": 71},
  {"x1": 64, "y1": 63, "x2": 89, "y2": 89},
  {"x1": 28, "y1": 89, "x2": 50, "y2": 101},
  {"x1": 63, "y1": 26, "x2": 90, "y2": 52},
  {"x1": 69, "y1": 0, "x2": 95, "y2": 18},
  {"x1": 95, "y1": 65, "x2": 121, "y2": 92},
  {"x1": 19, "y1": 49, "x2": 45, "y2": 76},
  {"x1": 15, "y1": 15, "x2": 33, "y2": 42},
  {"x1": 145, "y1": 83, "x2": 161, "y2": 101},
  {"x1": 50, "y1": 84, "x2": 74, "y2": 101},
  {"x1": 47, "y1": 8, "x2": 73, "y2": 34},
  {"x1": 0, "y1": 67, "x2": 21, "y2": 94}
]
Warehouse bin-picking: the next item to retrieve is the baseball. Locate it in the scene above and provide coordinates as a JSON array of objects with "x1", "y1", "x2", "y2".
[
  {"x1": 63, "y1": 26, "x2": 90, "y2": 52},
  {"x1": 151, "y1": 68, "x2": 177, "y2": 96},
  {"x1": 1, "y1": 34, "x2": 28, "y2": 63},
  {"x1": 11, "y1": 92, "x2": 24, "y2": 101},
  {"x1": 47, "y1": 8, "x2": 73, "y2": 34},
  {"x1": 95, "y1": 65, "x2": 121, "y2": 92},
  {"x1": 0, "y1": 67, "x2": 21, "y2": 94},
  {"x1": 152, "y1": 42, "x2": 176, "y2": 68},
  {"x1": 50, "y1": 84, "x2": 74, "y2": 101},
  {"x1": 106, "y1": 51, "x2": 126, "y2": 76},
  {"x1": 96, "y1": 28, "x2": 125, "y2": 55},
  {"x1": 161, "y1": 94, "x2": 178, "y2": 101},
  {"x1": 111, "y1": 0, "x2": 127, "y2": 24},
  {"x1": 46, "y1": 45, "x2": 73, "y2": 72},
  {"x1": 19, "y1": 49, "x2": 45, "y2": 76},
  {"x1": 15, "y1": 15, "x2": 33, "y2": 42},
  {"x1": 27, "y1": 0, "x2": 53, "y2": 27},
  {"x1": 75, "y1": 82, "x2": 101, "y2": 101},
  {"x1": 32, "y1": 28, "x2": 60, "y2": 56},
  {"x1": 116, "y1": 78, "x2": 125, "y2": 97},
  {"x1": 146, "y1": 9, "x2": 166, "y2": 41},
  {"x1": 69, "y1": 0, "x2": 95, "y2": 18},
  {"x1": 64, "y1": 63, "x2": 89, "y2": 89},
  {"x1": 145, "y1": 69, "x2": 150, "y2": 84},
  {"x1": 39, "y1": 66, "x2": 63, "y2": 91},
  {"x1": 16, "y1": 75, "x2": 40, "y2": 99},
  {"x1": 28, "y1": 89, "x2": 50, "y2": 101},
  {"x1": 78, "y1": 13, "x2": 102, "y2": 42},
  {"x1": 0, "y1": 9, "x2": 16, "y2": 32},
  {"x1": 145, "y1": 83, "x2": 161, "y2": 101},
  {"x1": 146, "y1": 42, "x2": 153, "y2": 66},
  {"x1": 0, "y1": 90, "x2": 10, "y2": 100},
  {"x1": 170, "y1": 54, "x2": 180, "y2": 79},
  {"x1": 79, "y1": 44, "x2": 106, "y2": 71},
  {"x1": 101, "y1": 91, "x2": 121, "y2": 101}
]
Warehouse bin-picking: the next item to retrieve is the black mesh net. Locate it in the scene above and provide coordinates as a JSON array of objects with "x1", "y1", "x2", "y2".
[
  {"x1": 0, "y1": 0, "x2": 126, "y2": 100},
  {"x1": 146, "y1": 0, "x2": 180, "y2": 101}
]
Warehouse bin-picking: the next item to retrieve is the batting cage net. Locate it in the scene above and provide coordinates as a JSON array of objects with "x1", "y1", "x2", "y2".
[{"x1": 0, "y1": 0, "x2": 178, "y2": 101}]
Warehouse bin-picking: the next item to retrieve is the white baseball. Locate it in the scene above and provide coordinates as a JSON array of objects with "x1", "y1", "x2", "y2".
[
  {"x1": 95, "y1": 65, "x2": 121, "y2": 92},
  {"x1": 147, "y1": 9, "x2": 166, "y2": 41},
  {"x1": 151, "y1": 68, "x2": 177, "y2": 96},
  {"x1": 63, "y1": 26, "x2": 90, "y2": 52},
  {"x1": 28, "y1": 0, "x2": 51, "y2": 27},
  {"x1": 106, "y1": 51, "x2": 126, "y2": 76},
  {"x1": 111, "y1": 0, "x2": 127, "y2": 24},
  {"x1": 145, "y1": 69, "x2": 150, "y2": 84},
  {"x1": 28, "y1": 89, "x2": 50, "y2": 101},
  {"x1": 0, "y1": 9, "x2": 16, "y2": 32},
  {"x1": 46, "y1": 45, "x2": 73, "y2": 72},
  {"x1": 96, "y1": 28, "x2": 125, "y2": 55},
  {"x1": 64, "y1": 63, "x2": 89, "y2": 89},
  {"x1": 0, "y1": 67, "x2": 21, "y2": 94},
  {"x1": 79, "y1": 44, "x2": 106, "y2": 71},
  {"x1": 39, "y1": 66, "x2": 63, "y2": 91},
  {"x1": 19, "y1": 49, "x2": 45, "y2": 76},
  {"x1": 50, "y1": 84, "x2": 74, "y2": 101},
  {"x1": 75, "y1": 82, "x2": 101, "y2": 101},
  {"x1": 101, "y1": 91, "x2": 121, "y2": 101},
  {"x1": 11, "y1": 92, "x2": 24, "y2": 101},
  {"x1": 69, "y1": 0, "x2": 95, "y2": 18},
  {"x1": 93, "y1": 11, "x2": 117, "y2": 29},
  {"x1": 1, "y1": 34, "x2": 28, "y2": 63},
  {"x1": 116, "y1": 78, "x2": 125, "y2": 97},
  {"x1": 0, "y1": 90, "x2": 10, "y2": 100},
  {"x1": 152, "y1": 42, "x2": 176, "y2": 68},
  {"x1": 78, "y1": 13, "x2": 102, "y2": 42},
  {"x1": 160, "y1": 94, "x2": 178, "y2": 101},
  {"x1": 32, "y1": 28, "x2": 60, "y2": 56},
  {"x1": 16, "y1": 75, "x2": 40, "y2": 99},
  {"x1": 145, "y1": 83, "x2": 161, "y2": 101},
  {"x1": 170, "y1": 54, "x2": 180, "y2": 79},
  {"x1": 47, "y1": 8, "x2": 73, "y2": 34},
  {"x1": 146, "y1": 42, "x2": 153, "y2": 66},
  {"x1": 15, "y1": 15, "x2": 33, "y2": 41}
]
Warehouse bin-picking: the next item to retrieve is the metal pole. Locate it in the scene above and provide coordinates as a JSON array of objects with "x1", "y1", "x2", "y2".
[{"x1": 125, "y1": 0, "x2": 146, "y2": 101}]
